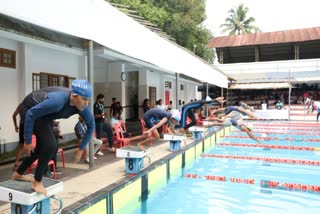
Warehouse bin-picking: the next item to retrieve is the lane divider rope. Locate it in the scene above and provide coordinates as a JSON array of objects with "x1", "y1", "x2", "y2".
[{"x1": 200, "y1": 154, "x2": 320, "y2": 166}]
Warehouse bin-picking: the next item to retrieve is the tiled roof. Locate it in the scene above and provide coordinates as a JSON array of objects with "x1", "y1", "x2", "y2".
[{"x1": 208, "y1": 27, "x2": 320, "y2": 48}]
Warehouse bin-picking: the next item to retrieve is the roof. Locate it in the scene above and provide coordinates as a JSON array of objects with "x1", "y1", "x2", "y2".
[
  {"x1": 208, "y1": 27, "x2": 320, "y2": 48},
  {"x1": 229, "y1": 82, "x2": 292, "y2": 90},
  {"x1": 0, "y1": 0, "x2": 228, "y2": 88},
  {"x1": 108, "y1": 2, "x2": 176, "y2": 42},
  {"x1": 229, "y1": 70, "x2": 320, "y2": 84}
]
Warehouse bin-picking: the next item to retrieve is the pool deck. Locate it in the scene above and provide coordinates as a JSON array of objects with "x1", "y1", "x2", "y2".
[{"x1": 0, "y1": 137, "x2": 195, "y2": 213}]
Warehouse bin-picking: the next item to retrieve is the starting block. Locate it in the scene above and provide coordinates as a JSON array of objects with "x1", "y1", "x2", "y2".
[
  {"x1": 0, "y1": 176, "x2": 63, "y2": 214},
  {"x1": 116, "y1": 146, "x2": 151, "y2": 174},
  {"x1": 188, "y1": 126, "x2": 205, "y2": 140},
  {"x1": 163, "y1": 134, "x2": 187, "y2": 152}
]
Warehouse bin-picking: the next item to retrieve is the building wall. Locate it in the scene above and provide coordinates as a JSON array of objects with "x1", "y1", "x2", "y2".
[
  {"x1": 24, "y1": 43, "x2": 83, "y2": 141},
  {"x1": 0, "y1": 36, "x2": 84, "y2": 151},
  {"x1": 0, "y1": 37, "x2": 20, "y2": 148},
  {"x1": 0, "y1": 35, "x2": 201, "y2": 152}
]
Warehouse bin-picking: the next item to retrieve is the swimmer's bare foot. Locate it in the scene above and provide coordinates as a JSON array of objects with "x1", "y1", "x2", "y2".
[
  {"x1": 12, "y1": 171, "x2": 34, "y2": 182},
  {"x1": 32, "y1": 180, "x2": 47, "y2": 196},
  {"x1": 138, "y1": 143, "x2": 146, "y2": 151}
]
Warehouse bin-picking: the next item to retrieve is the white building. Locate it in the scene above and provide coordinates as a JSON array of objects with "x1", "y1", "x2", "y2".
[{"x1": 0, "y1": 0, "x2": 228, "y2": 152}]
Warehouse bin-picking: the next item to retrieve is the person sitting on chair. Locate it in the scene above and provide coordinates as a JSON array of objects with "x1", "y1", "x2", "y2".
[
  {"x1": 109, "y1": 111, "x2": 130, "y2": 138},
  {"x1": 74, "y1": 116, "x2": 103, "y2": 163}
]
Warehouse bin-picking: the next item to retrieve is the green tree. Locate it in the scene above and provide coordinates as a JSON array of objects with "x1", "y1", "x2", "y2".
[
  {"x1": 220, "y1": 3, "x2": 260, "y2": 35},
  {"x1": 107, "y1": 0, "x2": 214, "y2": 63}
]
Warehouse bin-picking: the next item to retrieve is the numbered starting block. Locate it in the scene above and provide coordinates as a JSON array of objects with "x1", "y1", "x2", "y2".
[
  {"x1": 0, "y1": 176, "x2": 63, "y2": 214},
  {"x1": 116, "y1": 146, "x2": 151, "y2": 174},
  {"x1": 163, "y1": 134, "x2": 187, "y2": 152},
  {"x1": 188, "y1": 126, "x2": 205, "y2": 140}
]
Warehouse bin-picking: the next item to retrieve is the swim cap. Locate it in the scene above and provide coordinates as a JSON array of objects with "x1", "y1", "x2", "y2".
[
  {"x1": 71, "y1": 79, "x2": 93, "y2": 98},
  {"x1": 247, "y1": 124, "x2": 254, "y2": 131},
  {"x1": 170, "y1": 109, "x2": 181, "y2": 122},
  {"x1": 205, "y1": 96, "x2": 212, "y2": 101}
]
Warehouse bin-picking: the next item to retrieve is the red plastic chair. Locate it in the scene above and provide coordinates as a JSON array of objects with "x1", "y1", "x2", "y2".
[
  {"x1": 27, "y1": 135, "x2": 56, "y2": 179},
  {"x1": 119, "y1": 120, "x2": 127, "y2": 132},
  {"x1": 114, "y1": 123, "x2": 130, "y2": 148},
  {"x1": 57, "y1": 148, "x2": 65, "y2": 168},
  {"x1": 140, "y1": 118, "x2": 153, "y2": 145}
]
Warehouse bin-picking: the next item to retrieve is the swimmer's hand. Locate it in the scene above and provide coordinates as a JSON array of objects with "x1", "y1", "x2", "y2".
[{"x1": 24, "y1": 143, "x2": 34, "y2": 156}]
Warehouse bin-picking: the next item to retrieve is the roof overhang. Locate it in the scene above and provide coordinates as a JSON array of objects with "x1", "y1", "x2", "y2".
[
  {"x1": 0, "y1": 0, "x2": 228, "y2": 88},
  {"x1": 229, "y1": 82, "x2": 293, "y2": 90}
]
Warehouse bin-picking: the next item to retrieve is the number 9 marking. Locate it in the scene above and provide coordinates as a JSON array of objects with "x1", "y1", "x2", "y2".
[{"x1": 9, "y1": 192, "x2": 13, "y2": 201}]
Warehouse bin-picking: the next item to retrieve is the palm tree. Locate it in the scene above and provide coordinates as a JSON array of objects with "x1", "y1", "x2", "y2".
[{"x1": 220, "y1": 3, "x2": 260, "y2": 35}]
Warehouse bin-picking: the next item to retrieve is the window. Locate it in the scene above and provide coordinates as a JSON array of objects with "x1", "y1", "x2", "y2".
[
  {"x1": 149, "y1": 87, "x2": 156, "y2": 107},
  {"x1": 165, "y1": 81, "x2": 172, "y2": 89},
  {"x1": 32, "y1": 72, "x2": 75, "y2": 91},
  {"x1": 180, "y1": 84, "x2": 184, "y2": 91},
  {"x1": 0, "y1": 48, "x2": 16, "y2": 68},
  {"x1": 33, "y1": 73, "x2": 40, "y2": 91},
  {"x1": 68, "y1": 77, "x2": 76, "y2": 89}
]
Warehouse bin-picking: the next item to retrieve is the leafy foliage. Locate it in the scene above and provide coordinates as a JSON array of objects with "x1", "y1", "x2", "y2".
[
  {"x1": 107, "y1": 0, "x2": 214, "y2": 63},
  {"x1": 220, "y1": 3, "x2": 260, "y2": 35}
]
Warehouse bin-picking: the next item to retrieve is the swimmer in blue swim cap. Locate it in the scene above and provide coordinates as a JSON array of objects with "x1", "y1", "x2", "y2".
[{"x1": 12, "y1": 79, "x2": 94, "y2": 196}]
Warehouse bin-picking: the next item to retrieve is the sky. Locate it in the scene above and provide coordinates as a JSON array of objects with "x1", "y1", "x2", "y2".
[{"x1": 204, "y1": 0, "x2": 320, "y2": 36}]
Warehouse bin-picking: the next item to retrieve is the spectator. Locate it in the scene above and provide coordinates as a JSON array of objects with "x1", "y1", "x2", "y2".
[
  {"x1": 110, "y1": 97, "x2": 117, "y2": 116},
  {"x1": 167, "y1": 100, "x2": 173, "y2": 110},
  {"x1": 178, "y1": 100, "x2": 183, "y2": 112},
  {"x1": 109, "y1": 111, "x2": 130, "y2": 138},
  {"x1": 74, "y1": 116, "x2": 103, "y2": 163},
  {"x1": 93, "y1": 93, "x2": 105, "y2": 156},
  {"x1": 142, "y1": 98, "x2": 150, "y2": 113},
  {"x1": 102, "y1": 118, "x2": 116, "y2": 152},
  {"x1": 275, "y1": 100, "x2": 284, "y2": 110},
  {"x1": 116, "y1": 102, "x2": 123, "y2": 119},
  {"x1": 156, "y1": 99, "x2": 165, "y2": 110}
]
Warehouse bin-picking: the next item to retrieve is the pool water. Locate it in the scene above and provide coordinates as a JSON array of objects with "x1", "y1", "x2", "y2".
[{"x1": 134, "y1": 123, "x2": 320, "y2": 214}]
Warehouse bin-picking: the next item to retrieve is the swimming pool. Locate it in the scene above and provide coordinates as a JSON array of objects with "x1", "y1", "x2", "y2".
[{"x1": 133, "y1": 122, "x2": 320, "y2": 214}]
